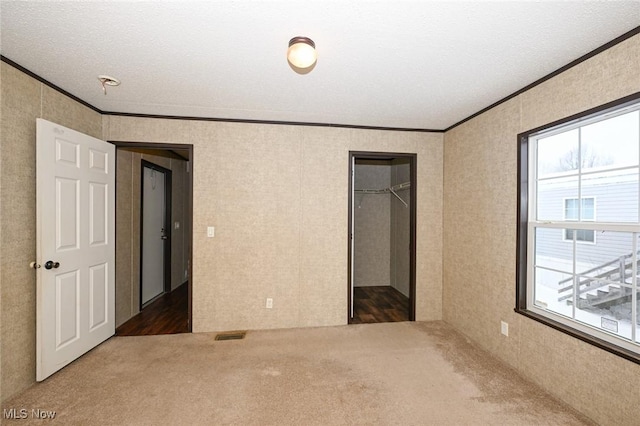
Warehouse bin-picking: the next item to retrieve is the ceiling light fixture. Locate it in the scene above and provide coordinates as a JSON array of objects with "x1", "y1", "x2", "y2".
[
  {"x1": 97, "y1": 75, "x2": 120, "y2": 95},
  {"x1": 287, "y1": 36, "x2": 317, "y2": 73}
]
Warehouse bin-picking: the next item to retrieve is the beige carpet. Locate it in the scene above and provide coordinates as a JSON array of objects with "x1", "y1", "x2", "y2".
[{"x1": 3, "y1": 321, "x2": 593, "y2": 425}]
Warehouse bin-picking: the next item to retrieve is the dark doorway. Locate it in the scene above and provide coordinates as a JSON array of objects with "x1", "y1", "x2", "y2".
[
  {"x1": 116, "y1": 282, "x2": 189, "y2": 335},
  {"x1": 113, "y1": 143, "x2": 193, "y2": 335},
  {"x1": 348, "y1": 152, "x2": 417, "y2": 324}
]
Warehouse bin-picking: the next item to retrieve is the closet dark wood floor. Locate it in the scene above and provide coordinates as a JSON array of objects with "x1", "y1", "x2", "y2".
[
  {"x1": 351, "y1": 286, "x2": 409, "y2": 324},
  {"x1": 116, "y1": 282, "x2": 189, "y2": 336}
]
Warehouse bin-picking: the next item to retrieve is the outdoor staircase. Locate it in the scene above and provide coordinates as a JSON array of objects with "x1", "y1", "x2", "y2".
[{"x1": 558, "y1": 253, "x2": 638, "y2": 309}]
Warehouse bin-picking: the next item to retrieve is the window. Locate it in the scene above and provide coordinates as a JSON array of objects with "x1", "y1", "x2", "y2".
[
  {"x1": 517, "y1": 93, "x2": 640, "y2": 363},
  {"x1": 563, "y1": 197, "x2": 595, "y2": 243}
]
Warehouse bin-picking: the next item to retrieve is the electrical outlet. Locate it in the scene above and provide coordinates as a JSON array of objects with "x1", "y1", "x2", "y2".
[
  {"x1": 501, "y1": 321, "x2": 509, "y2": 337},
  {"x1": 266, "y1": 298, "x2": 273, "y2": 309}
]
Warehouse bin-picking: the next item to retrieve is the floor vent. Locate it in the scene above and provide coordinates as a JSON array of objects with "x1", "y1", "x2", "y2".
[{"x1": 215, "y1": 331, "x2": 246, "y2": 341}]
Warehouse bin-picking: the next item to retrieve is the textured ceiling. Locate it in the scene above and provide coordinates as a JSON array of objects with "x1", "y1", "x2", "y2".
[{"x1": 1, "y1": 1, "x2": 639, "y2": 130}]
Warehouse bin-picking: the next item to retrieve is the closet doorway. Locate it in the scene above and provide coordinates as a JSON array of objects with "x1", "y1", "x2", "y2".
[{"x1": 348, "y1": 152, "x2": 416, "y2": 324}]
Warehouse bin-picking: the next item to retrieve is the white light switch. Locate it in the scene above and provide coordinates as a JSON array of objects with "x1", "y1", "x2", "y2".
[
  {"x1": 175, "y1": 221, "x2": 180, "y2": 230},
  {"x1": 207, "y1": 226, "x2": 215, "y2": 238}
]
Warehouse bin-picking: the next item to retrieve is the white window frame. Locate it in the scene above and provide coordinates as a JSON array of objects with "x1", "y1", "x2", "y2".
[{"x1": 517, "y1": 94, "x2": 640, "y2": 363}]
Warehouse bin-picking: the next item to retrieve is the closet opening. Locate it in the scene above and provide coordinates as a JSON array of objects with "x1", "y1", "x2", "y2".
[{"x1": 348, "y1": 152, "x2": 416, "y2": 324}]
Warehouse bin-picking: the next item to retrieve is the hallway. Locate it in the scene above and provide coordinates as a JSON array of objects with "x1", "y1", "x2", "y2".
[{"x1": 116, "y1": 282, "x2": 189, "y2": 336}]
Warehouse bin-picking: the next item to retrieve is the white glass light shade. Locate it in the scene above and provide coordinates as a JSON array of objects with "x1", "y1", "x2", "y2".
[{"x1": 287, "y1": 37, "x2": 317, "y2": 69}]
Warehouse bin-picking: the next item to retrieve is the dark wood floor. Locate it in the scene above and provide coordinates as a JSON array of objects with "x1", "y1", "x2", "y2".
[
  {"x1": 116, "y1": 282, "x2": 189, "y2": 336},
  {"x1": 350, "y1": 286, "x2": 409, "y2": 324}
]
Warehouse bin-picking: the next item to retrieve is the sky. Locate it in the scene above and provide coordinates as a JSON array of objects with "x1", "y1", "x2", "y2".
[{"x1": 537, "y1": 109, "x2": 639, "y2": 177}]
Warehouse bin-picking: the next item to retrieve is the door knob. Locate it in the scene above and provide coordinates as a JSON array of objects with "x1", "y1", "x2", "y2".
[
  {"x1": 44, "y1": 261, "x2": 60, "y2": 270},
  {"x1": 161, "y1": 235, "x2": 168, "y2": 240}
]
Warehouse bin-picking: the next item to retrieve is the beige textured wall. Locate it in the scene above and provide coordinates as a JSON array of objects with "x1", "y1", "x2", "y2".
[
  {"x1": 0, "y1": 62, "x2": 103, "y2": 402},
  {"x1": 443, "y1": 34, "x2": 640, "y2": 426},
  {"x1": 104, "y1": 117, "x2": 444, "y2": 331},
  {"x1": 391, "y1": 159, "x2": 411, "y2": 297},
  {"x1": 115, "y1": 148, "x2": 190, "y2": 327},
  {"x1": 354, "y1": 162, "x2": 391, "y2": 287},
  {"x1": 116, "y1": 149, "x2": 134, "y2": 327}
]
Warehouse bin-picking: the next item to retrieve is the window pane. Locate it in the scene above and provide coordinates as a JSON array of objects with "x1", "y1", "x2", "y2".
[
  {"x1": 537, "y1": 176, "x2": 578, "y2": 221},
  {"x1": 535, "y1": 227, "x2": 574, "y2": 316},
  {"x1": 576, "y1": 287, "x2": 631, "y2": 340},
  {"x1": 535, "y1": 226, "x2": 574, "y2": 318},
  {"x1": 582, "y1": 169, "x2": 639, "y2": 222},
  {"x1": 565, "y1": 228, "x2": 595, "y2": 243},
  {"x1": 563, "y1": 197, "x2": 594, "y2": 223},
  {"x1": 534, "y1": 267, "x2": 573, "y2": 318},
  {"x1": 576, "y1": 231, "x2": 634, "y2": 282},
  {"x1": 564, "y1": 198, "x2": 579, "y2": 220},
  {"x1": 636, "y1": 291, "x2": 640, "y2": 344},
  {"x1": 537, "y1": 129, "x2": 579, "y2": 178},
  {"x1": 581, "y1": 110, "x2": 640, "y2": 172},
  {"x1": 581, "y1": 198, "x2": 594, "y2": 220},
  {"x1": 564, "y1": 229, "x2": 573, "y2": 240},
  {"x1": 535, "y1": 227, "x2": 573, "y2": 272},
  {"x1": 578, "y1": 229, "x2": 595, "y2": 243},
  {"x1": 636, "y1": 235, "x2": 639, "y2": 344},
  {"x1": 575, "y1": 284, "x2": 633, "y2": 341},
  {"x1": 573, "y1": 232, "x2": 635, "y2": 341}
]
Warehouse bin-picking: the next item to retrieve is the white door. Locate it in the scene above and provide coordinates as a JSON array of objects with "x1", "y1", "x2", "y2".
[
  {"x1": 141, "y1": 165, "x2": 166, "y2": 305},
  {"x1": 36, "y1": 119, "x2": 115, "y2": 381}
]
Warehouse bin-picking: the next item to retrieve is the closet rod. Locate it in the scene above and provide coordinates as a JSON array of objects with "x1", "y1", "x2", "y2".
[
  {"x1": 354, "y1": 181, "x2": 410, "y2": 194},
  {"x1": 354, "y1": 181, "x2": 410, "y2": 207}
]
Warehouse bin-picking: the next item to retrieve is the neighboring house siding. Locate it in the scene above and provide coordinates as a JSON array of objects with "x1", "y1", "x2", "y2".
[{"x1": 537, "y1": 172, "x2": 638, "y2": 269}]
